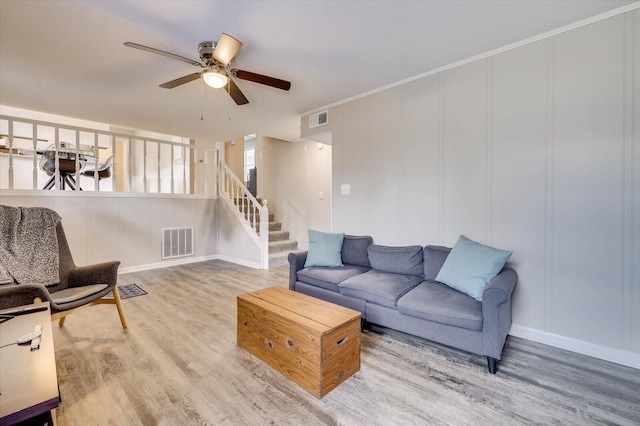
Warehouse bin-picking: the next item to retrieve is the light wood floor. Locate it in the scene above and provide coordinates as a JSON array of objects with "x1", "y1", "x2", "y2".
[{"x1": 51, "y1": 260, "x2": 639, "y2": 425}]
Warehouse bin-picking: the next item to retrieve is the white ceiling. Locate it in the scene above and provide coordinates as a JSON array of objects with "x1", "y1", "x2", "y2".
[{"x1": 0, "y1": 1, "x2": 636, "y2": 143}]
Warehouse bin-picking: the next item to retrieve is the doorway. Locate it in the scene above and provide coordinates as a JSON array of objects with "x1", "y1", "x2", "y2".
[{"x1": 244, "y1": 135, "x2": 257, "y2": 196}]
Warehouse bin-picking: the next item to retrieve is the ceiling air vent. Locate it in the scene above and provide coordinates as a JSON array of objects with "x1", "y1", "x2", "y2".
[{"x1": 309, "y1": 110, "x2": 328, "y2": 129}]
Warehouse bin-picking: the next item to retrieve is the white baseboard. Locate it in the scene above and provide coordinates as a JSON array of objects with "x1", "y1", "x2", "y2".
[
  {"x1": 119, "y1": 254, "x2": 220, "y2": 274},
  {"x1": 510, "y1": 324, "x2": 640, "y2": 370},
  {"x1": 215, "y1": 255, "x2": 263, "y2": 270}
]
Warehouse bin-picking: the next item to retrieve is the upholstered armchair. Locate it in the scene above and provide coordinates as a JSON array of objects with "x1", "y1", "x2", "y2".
[{"x1": 0, "y1": 218, "x2": 127, "y2": 328}]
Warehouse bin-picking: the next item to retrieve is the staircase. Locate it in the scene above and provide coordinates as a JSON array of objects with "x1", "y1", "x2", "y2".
[
  {"x1": 219, "y1": 160, "x2": 296, "y2": 269},
  {"x1": 268, "y1": 217, "x2": 297, "y2": 267},
  {"x1": 236, "y1": 198, "x2": 297, "y2": 268}
]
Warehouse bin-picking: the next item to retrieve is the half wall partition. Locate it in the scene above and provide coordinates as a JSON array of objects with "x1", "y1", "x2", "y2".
[{"x1": 0, "y1": 115, "x2": 217, "y2": 195}]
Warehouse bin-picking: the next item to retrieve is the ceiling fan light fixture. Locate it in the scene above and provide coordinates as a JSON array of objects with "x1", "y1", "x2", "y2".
[
  {"x1": 125, "y1": 35, "x2": 290, "y2": 105},
  {"x1": 203, "y1": 70, "x2": 228, "y2": 89}
]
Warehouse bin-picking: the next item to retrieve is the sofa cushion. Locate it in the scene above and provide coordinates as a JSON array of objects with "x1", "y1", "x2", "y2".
[
  {"x1": 423, "y1": 245, "x2": 451, "y2": 281},
  {"x1": 367, "y1": 245, "x2": 424, "y2": 277},
  {"x1": 435, "y1": 235, "x2": 512, "y2": 301},
  {"x1": 342, "y1": 235, "x2": 373, "y2": 267},
  {"x1": 304, "y1": 230, "x2": 345, "y2": 267},
  {"x1": 297, "y1": 265, "x2": 370, "y2": 292},
  {"x1": 397, "y1": 281, "x2": 483, "y2": 331},
  {"x1": 51, "y1": 284, "x2": 108, "y2": 305},
  {"x1": 339, "y1": 270, "x2": 423, "y2": 309}
]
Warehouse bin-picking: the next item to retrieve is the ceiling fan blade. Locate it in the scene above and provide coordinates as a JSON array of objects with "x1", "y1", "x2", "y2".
[
  {"x1": 124, "y1": 42, "x2": 202, "y2": 67},
  {"x1": 212, "y1": 33, "x2": 242, "y2": 66},
  {"x1": 232, "y1": 69, "x2": 291, "y2": 91},
  {"x1": 226, "y1": 79, "x2": 249, "y2": 105},
  {"x1": 159, "y1": 73, "x2": 201, "y2": 89}
]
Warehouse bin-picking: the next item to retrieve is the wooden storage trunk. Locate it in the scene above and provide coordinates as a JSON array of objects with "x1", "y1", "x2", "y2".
[{"x1": 237, "y1": 286, "x2": 361, "y2": 398}]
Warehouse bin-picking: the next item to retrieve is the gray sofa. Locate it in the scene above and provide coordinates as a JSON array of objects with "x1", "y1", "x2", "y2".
[{"x1": 288, "y1": 235, "x2": 517, "y2": 373}]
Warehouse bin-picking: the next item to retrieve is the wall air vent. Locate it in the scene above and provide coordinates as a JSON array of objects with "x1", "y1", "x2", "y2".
[
  {"x1": 309, "y1": 110, "x2": 328, "y2": 129},
  {"x1": 162, "y1": 227, "x2": 194, "y2": 259}
]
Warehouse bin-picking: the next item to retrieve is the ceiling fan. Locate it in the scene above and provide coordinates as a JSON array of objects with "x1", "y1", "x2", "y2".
[{"x1": 124, "y1": 33, "x2": 291, "y2": 105}]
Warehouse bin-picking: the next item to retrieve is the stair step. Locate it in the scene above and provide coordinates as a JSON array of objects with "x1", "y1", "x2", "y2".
[
  {"x1": 268, "y1": 239, "x2": 297, "y2": 254},
  {"x1": 254, "y1": 222, "x2": 282, "y2": 235},
  {"x1": 269, "y1": 222, "x2": 281, "y2": 232},
  {"x1": 269, "y1": 230, "x2": 289, "y2": 242},
  {"x1": 268, "y1": 252, "x2": 290, "y2": 268}
]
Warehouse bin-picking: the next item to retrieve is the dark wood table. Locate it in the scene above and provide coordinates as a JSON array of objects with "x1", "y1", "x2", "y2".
[{"x1": 0, "y1": 302, "x2": 59, "y2": 425}]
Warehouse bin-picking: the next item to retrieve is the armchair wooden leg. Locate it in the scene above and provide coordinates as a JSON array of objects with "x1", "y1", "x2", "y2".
[
  {"x1": 58, "y1": 315, "x2": 67, "y2": 327},
  {"x1": 112, "y1": 286, "x2": 128, "y2": 329}
]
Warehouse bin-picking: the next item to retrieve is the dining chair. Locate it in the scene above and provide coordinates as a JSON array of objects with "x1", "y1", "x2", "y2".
[
  {"x1": 39, "y1": 143, "x2": 87, "y2": 190},
  {"x1": 81, "y1": 155, "x2": 113, "y2": 186}
]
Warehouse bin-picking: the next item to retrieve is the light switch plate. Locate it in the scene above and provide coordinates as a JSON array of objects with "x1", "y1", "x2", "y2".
[{"x1": 340, "y1": 184, "x2": 350, "y2": 195}]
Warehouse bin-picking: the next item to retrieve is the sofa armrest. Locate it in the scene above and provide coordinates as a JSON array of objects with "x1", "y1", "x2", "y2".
[
  {"x1": 481, "y1": 267, "x2": 517, "y2": 359},
  {"x1": 67, "y1": 261, "x2": 120, "y2": 289},
  {"x1": 482, "y1": 267, "x2": 517, "y2": 306},
  {"x1": 288, "y1": 251, "x2": 308, "y2": 290}
]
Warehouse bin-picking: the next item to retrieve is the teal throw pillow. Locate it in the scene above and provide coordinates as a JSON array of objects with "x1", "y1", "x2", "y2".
[
  {"x1": 435, "y1": 235, "x2": 512, "y2": 301},
  {"x1": 304, "y1": 230, "x2": 345, "y2": 267}
]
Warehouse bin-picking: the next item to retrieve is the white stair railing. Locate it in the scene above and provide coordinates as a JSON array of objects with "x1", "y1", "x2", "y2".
[{"x1": 218, "y1": 159, "x2": 269, "y2": 269}]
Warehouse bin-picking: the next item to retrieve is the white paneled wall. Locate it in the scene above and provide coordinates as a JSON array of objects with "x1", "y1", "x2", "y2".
[
  {"x1": 303, "y1": 10, "x2": 639, "y2": 366},
  {"x1": 551, "y1": 16, "x2": 626, "y2": 349},
  {"x1": 442, "y1": 60, "x2": 488, "y2": 245},
  {"x1": 216, "y1": 194, "x2": 261, "y2": 268},
  {"x1": 491, "y1": 39, "x2": 548, "y2": 332},
  {"x1": 400, "y1": 76, "x2": 440, "y2": 245},
  {"x1": 370, "y1": 89, "x2": 402, "y2": 244},
  {"x1": 256, "y1": 136, "x2": 332, "y2": 250},
  {"x1": 340, "y1": 98, "x2": 373, "y2": 237},
  {"x1": 0, "y1": 193, "x2": 217, "y2": 271},
  {"x1": 632, "y1": 9, "x2": 640, "y2": 356}
]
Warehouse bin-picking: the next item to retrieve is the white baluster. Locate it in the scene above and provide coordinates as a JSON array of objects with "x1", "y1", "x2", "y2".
[
  {"x1": 157, "y1": 142, "x2": 161, "y2": 193},
  {"x1": 204, "y1": 151, "x2": 209, "y2": 195},
  {"x1": 182, "y1": 145, "x2": 187, "y2": 194},
  {"x1": 110, "y1": 135, "x2": 116, "y2": 192},
  {"x1": 93, "y1": 133, "x2": 99, "y2": 191},
  {"x1": 54, "y1": 128, "x2": 60, "y2": 190},
  {"x1": 74, "y1": 130, "x2": 80, "y2": 190},
  {"x1": 253, "y1": 204, "x2": 257, "y2": 231},
  {"x1": 31, "y1": 125, "x2": 37, "y2": 190},
  {"x1": 170, "y1": 142, "x2": 174, "y2": 194},
  {"x1": 7, "y1": 120, "x2": 14, "y2": 190},
  {"x1": 143, "y1": 139, "x2": 148, "y2": 193},
  {"x1": 127, "y1": 138, "x2": 133, "y2": 192}
]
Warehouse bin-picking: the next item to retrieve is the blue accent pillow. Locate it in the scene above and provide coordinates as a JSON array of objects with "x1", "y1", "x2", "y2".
[
  {"x1": 304, "y1": 230, "x2": 345, "y2": 267},
  {"x1": 435, "y1": 235, "x2": 512, "y2": 301}
]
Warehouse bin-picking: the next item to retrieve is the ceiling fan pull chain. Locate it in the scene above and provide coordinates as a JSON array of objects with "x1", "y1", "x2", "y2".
[{"x1": 200, "y1": 76, "x2": 204, "y2": 121}]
